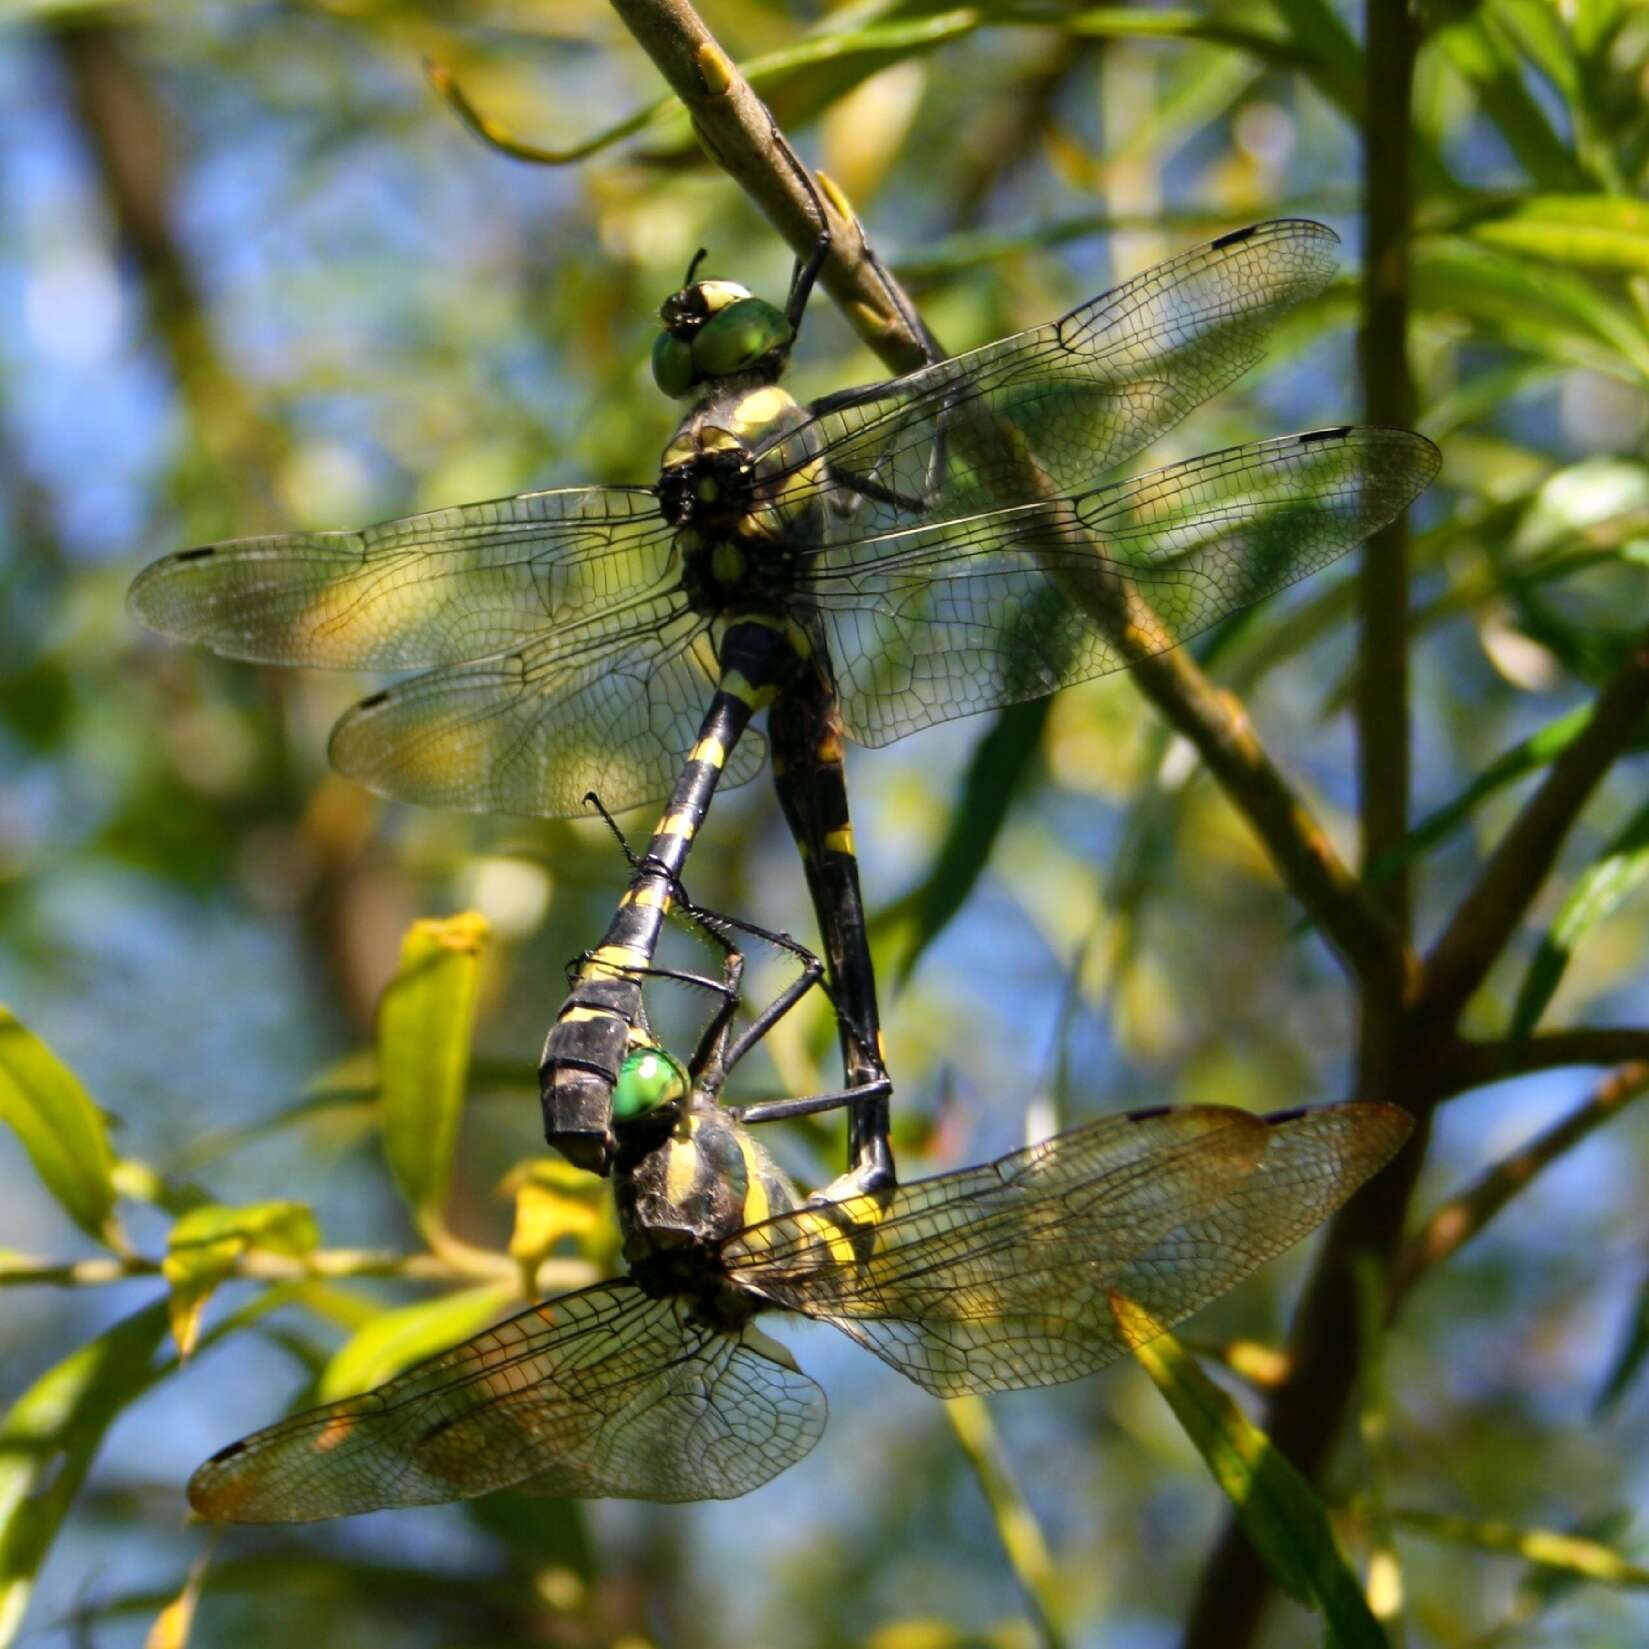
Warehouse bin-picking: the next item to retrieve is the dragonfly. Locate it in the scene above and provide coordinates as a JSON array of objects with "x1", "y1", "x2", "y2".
[
  {"x1": 128, "y1": 217, "x2": 1440, "y2": 1191},
  {"x1": 187, "y1": 907, "x2": 1411, "y2": 1520}
]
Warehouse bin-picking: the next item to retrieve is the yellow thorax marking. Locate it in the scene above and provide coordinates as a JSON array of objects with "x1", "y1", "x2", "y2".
[
  {"x1": 824, "y1": 825, "x2": 855, "y2": 856},
  {"x1": 665, "y1": 1132, "x2": 701, "y2": 1206},
  {"x1": 620, "y1": 884, "x2": 673, "y2": 912},
  {"x1": 730, "y1": 385, "x2": 798, "y2": 436},
  {"x1": 736, "y1": 1133, "x2": 772, "y2": 1228},
  {"x1": 591, "y1": 942, "x2": 647, "y2": 971},
  {"x1": 699, "y1": 425, "x2": 743, "y2": 453},
  {"x1": 662, "y1": 435, "x2": 697, "y2": 468}
]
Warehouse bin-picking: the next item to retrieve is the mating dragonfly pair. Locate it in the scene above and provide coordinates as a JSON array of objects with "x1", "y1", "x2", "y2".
[{"x1": 132, "y1": 215, "x2": 1435, "y2": 1516}]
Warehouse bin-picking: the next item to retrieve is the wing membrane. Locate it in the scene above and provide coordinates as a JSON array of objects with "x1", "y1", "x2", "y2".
[
  {"x1": 128, "y1": 486, "x2": 673, "y2": 670},
  {"x1": 724, "y1": 1102, "x2": 1409, "y2": 1397},
  {"x1": 188, "y1": 1281, "x2": 826, "y2": 1522},
  {"x1": 758, "y1": 220, "x2": 1342, "y2": 539},
  {"x1": 326, "y1": 608, "x2": 766, "y2": 817},
  {"x1": 804, "y1": 427, "x2": 1441, "y2": 746}
]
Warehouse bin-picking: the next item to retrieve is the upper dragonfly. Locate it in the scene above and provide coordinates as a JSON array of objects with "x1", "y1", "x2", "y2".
[{"x1": 128, "y1": 220, "x2": 1441, "y2": 1179}]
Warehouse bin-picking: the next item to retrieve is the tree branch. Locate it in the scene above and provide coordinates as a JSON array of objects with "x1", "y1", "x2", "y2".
[
  {"x1": 1424, "y1": 624, "x2": 1649, "y2": 1020},
  {"x1": 1390, "y1": 1062, "x2": 1649, "y2": 1307},
  {"x1": 1436, "y1": 1027, "x2": 1649, "y2": 1096}
]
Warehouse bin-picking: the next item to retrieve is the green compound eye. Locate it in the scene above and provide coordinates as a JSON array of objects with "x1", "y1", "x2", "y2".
[
  {"x1": 692, "y1": 297, "x2": 793, "y2": 379},
  {"x1": 613, "y1": 1048, "x2": 688, "y2": 1121},
  {"x1": 652, "y1": 331, "x2": 696, "y2": 398}
]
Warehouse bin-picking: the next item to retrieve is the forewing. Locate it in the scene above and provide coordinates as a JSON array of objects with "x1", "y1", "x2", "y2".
[
  {"x1": 725, "y1": 1102, "x2": 1410, "y2": 1397},
  {"x1": 759, "y1": 220, "x2": 1340, "y2": 539},
  {"x1": 806, "y1": 427, "x2": 1441, "y2": 746},
  {"x1": 325, "y1": 608, "x2": 765, "y2": 817},
  {"x1": 128, "y1": 485, "x2": 673, "y2": 670},
  {"x1": 188, "y1": 1281, "x2": 826, "y2": 1521}
]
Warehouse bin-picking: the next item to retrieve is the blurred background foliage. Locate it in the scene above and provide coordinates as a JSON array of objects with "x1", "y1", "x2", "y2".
[{"x1": 3, "y1": 0, "x2": 1649, "y2": 1646}]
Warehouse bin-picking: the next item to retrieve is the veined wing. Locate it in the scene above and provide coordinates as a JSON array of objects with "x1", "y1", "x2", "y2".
[
  {"x1": 326, "y1": 605, "x2": 766, "y2": 817},
  {"x1": 724, "y1": 1102, "x2": 1409, "y2": 1397},
  {"x1": 188, "y1": 1281, "x2": 826, "y2": 1522},
  {"x1": 128, "y1": 485, "x2": 674, "y2": 670},
  {"x1": 801, "y1": 426, "x2": 1441, "y2": 747},
  {"x1": 755, "y1": 220, "x2": 1341, "y2": 540}
]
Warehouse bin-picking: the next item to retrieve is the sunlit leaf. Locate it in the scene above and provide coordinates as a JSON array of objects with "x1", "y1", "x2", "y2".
[
  {"x1": 162, "y1": 1201, "x2": 321, "y2": 1358},
  {"x1": 0, "y1": 1007, "x2": 118, "y2": 1245},
  {"x1": 1414, "y1": 239, "x2": 1649, "y2": 383},
  {"x1": 318, "y1": 1284, "x2": 516, "y2": 1402},
  {"x1": 1465, "y1": 196, "x2": 1649, "y2": 276},
  {"x1": 377, "y1": 912, "x2": 490, "y2": 1221},
  {"x1": 503, "y1": 1158, "x2": 614, "y2": 1278},
  {"x1": 144, "y1": 1552, "x2": 207, "y2": 1649},
  {"x1": 0, "y1": 1302, "x2": 168, "y2": 1647},
  {"x1": 1115, "y1": 1297, "x2": 1385, "y2": 1648}
]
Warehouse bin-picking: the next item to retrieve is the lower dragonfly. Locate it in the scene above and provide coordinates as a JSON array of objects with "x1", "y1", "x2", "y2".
[{"x1": 189, "y1": 906, "x2": 1410, "y2": 1520}]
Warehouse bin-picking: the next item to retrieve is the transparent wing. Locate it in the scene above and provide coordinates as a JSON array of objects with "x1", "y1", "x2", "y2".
[
  {"x1": 324, "y1": 607, "x2": 766, "y2": 817},
  {"x1": 724, "y1": 1102, "x2": 1410, "y2": 1397},
  {"x1": 188, "y1": 1281, "x2": 826, "y2": 1522},
  {"x1": 803, "y1": 427, "x2": 1441, "y2": 747},
  {"x1": 758, "y1": 220, "x2": 1342, "y2": 538},
  {"x1": 127, "y1": 486, "x2": 674, "y2": 670}
]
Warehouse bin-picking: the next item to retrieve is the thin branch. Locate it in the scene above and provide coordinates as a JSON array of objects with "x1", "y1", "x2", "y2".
[
  {"x1": 606, "y1": 2, "x2": 1411, "y2": 992},
  {"x1": 1355, "y1": 0, "x2": 1419, "y2": 950},
  {"x1": 608, "y1": 0, "x2": 934, "y2": 375},
  {"x1": 1390, "y1": 1061, "x2": 1649, "y2": 1307},
  {"x1": 1436, "y1": 1027, "x2": 1649, "y2": 1096},
  {"x1": 1, "y1": 1246, "x2": 594, "y2": 1292},
  {"x1": 1424, "y1": 624, "x2": 1649, "y2": 1020}
]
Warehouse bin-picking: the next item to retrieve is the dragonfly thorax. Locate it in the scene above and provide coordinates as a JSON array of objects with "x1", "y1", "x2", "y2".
[
  {"x1": 660, "y1": 381, "x2": 820, "y2": 612},
  {"x1": 614, "y1": 1098, "x2": 800, "y2": 1320}
]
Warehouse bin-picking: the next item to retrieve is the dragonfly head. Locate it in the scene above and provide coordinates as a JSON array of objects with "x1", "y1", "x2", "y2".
[{"x1": 653, "y1": 275, "x2": 795, "y2": 398}]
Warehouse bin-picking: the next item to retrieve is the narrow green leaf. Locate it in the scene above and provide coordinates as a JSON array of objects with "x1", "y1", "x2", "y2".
[
  {"x1": 1465, "y1": 196, "x2": 1649, "y2": 276},
  {"x1": 1115, "y1": 1298, "x2": 1386, "y2": 1648},
  {"x1": 162, "y1": 1201, "x2": 321, "y2": 1357},
  {"x1": 887, "y1": 699, "x2": 1049, "y2": 984},
  {"x1": 1596, "y1": 1275, "x2": 1649, "y2": 1414},
  {"x1": 1369, "y1": 704, "x2": 1649, "y2": 884},
  {"x1": 1433, "y1": 7, "x2": 1588, "y2": 190},
  {"x1": 0, "y1": 1007, "x2": 117, "y2": 1244},
  {"x1": 377, "y1": 912, "x2": 490, "y2": 1219},
  {"x1": 1508, "y1": 799, "x2": 1649, "y2": 1045},
  {"x1": 1391, "y1": 1508, "x2": 1649, "y2": 1586},
  {"x1": 0, "y1": 1302, "x2": 168, "y2": 1647},
  {"x1": 1414, "y1": 239, "x2": 1649, "y2": 383},
  {"x1": 318, "y1": 1284, "x2": 515, "y2": 1402}
]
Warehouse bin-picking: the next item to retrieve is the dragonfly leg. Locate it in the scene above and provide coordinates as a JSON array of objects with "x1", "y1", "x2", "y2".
[
  {"x1": 730, "y1": 1077, "x2": 892, "y2": 1128},
  {"x1": 769, "y1": 116, "x2": 831, "y2": 334}
]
